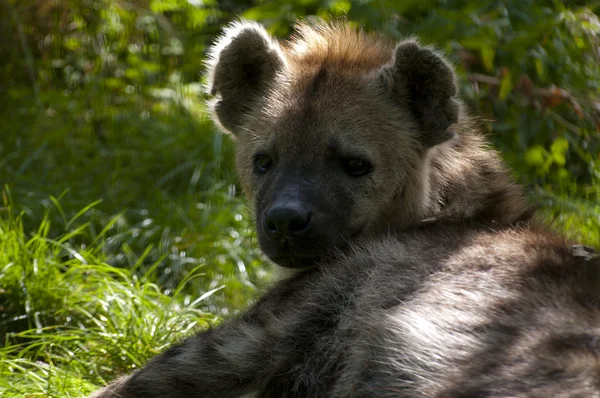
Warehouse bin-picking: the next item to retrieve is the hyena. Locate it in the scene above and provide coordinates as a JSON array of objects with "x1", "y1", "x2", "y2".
[{"x1": 90, "y1": 20, "x2": 600, "y2": 397}]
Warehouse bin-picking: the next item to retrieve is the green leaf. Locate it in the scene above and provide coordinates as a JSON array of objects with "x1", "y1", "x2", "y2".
[
  {"x1": 550, "y1": 137, "x2": 569, "y2": 166},
  {"x1": 524, "y1": 145, "x2": 547, "y2": 166},
  {"x1": 552, "y1": 152, "x2": 566, "y2": 166},
  {"x1": 481, "y1": 46, "x2": 495, "y2": 72},
  {"x1": 551, "y1": 137, "x2": 569, "y2": 154},
  {"x1": 499, "y1": 71, "x2": 512, "y2": 100},
  {"x1": 150, "y1": 0, "x2": 182, "y2": 13},
  {"x1": 330, "y1": 0, "x2": 352, "y2": 14},
  {"x1": 535, "y1": 58, "x2": 546, "y2": 81}
]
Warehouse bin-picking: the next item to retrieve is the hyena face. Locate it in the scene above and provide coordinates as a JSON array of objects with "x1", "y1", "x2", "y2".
[{"x1": 207, "y1": 21, "x2": 460, "y2": 268}]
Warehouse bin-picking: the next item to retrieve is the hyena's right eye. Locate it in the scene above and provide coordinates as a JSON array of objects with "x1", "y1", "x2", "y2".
[
  {"x1": 341, "y1": 157, "x2": 372, "y2": 177},
  {"x1": 254, "y1": 154, "x2": 273, "y2": 174}
]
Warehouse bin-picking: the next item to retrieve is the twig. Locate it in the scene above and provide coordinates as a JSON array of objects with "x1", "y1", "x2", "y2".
[
  {"x1": 467, "y1": 73, "x2": 592, "y2": 106},
  {"x1": 467, "y1": 72, "x2": 600, "y2": 133}
]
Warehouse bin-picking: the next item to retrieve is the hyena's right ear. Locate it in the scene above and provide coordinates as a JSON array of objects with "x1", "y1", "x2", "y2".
[
  {"x1": 386, "y1": 41, "x2": 460, "y2": 148},
  {"x1": 206, "y1": 20, "x2": 286, "y2": 135}
]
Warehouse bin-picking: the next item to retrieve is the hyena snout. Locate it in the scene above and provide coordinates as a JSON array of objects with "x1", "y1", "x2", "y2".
[
  {"x1": 263, "y1": 202, "x2": 313, "y2": 240},
  {"x1": 258, "y1": 190, "x2": 341, "y2": 268}
]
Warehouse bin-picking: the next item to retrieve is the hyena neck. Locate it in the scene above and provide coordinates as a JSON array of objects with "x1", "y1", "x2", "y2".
[{"x1": 411, "y1": 131, "x2": 533, "y2": 227}]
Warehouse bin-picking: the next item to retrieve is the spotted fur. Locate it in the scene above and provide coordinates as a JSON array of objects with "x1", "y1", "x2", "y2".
[{"x1": 89, "y1": 19, "x2": 600, "y2": 398}]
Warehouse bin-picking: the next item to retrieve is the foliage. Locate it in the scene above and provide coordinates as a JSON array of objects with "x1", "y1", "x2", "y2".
[
  {"x1": 1, "y1": 0, "x2": 268, "y2": 311},
  {"x1": 0, "y1": 0, "x2": 598, "y2": 395}
]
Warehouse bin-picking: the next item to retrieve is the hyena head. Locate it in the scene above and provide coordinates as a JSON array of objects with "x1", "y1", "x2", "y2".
[{"x1": 206, "y1": 20, "x2": 461, "y2": 268}]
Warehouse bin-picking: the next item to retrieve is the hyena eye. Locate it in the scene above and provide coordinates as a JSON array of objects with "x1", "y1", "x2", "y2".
[
  {"x1": 254, "y1": 154, "x2": 272, "y2": 173},
  {"x1": 341, "y1": 158, "x2": 372, "y2": 177}
]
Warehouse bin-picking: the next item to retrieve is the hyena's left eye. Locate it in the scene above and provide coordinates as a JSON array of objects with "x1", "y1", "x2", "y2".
[
  {"x1": 254, "y1": 154, "x2": 273, "y2": 174},
  {"x1": 341, "y1": 158, "x2": 372, "y2": 177}
]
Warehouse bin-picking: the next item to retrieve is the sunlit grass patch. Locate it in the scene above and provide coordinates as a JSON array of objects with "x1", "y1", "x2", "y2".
[
  {"x1": 0, "y1": 359, "x2": 95, "y2": 398},
  {"x1": 0, "y1": 195, "x2": 221, "y2": 396}
]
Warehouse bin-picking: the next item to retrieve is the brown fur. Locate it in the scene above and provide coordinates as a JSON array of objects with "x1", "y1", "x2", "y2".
[
  {"x1": 88, "y1": 19, "x2": 600, "y2": 398},
  {"x1": 207, "y1": 20, "x2": 531, "y2": 268},
  {"x1": 285, "y1": 22, "x2": 396, "y2": 71}
]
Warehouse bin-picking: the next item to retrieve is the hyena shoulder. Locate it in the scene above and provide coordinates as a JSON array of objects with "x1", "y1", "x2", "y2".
[{"x1": 327, "y1": 226, "x2": 600, "y2": 397}]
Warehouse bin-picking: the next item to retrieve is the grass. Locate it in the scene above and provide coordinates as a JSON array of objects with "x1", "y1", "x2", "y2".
[
  {"x1": 0, "y1": 60, "x2": 271, "y2": 396},
  {"x1": 0, "y1": 193, "x2": 221, "y2": 396}
]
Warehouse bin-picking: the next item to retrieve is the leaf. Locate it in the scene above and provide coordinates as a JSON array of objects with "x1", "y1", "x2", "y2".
[
  {"x1": 63, "y1": 37, "x2": 81, "y2": 51},
  {"x1": 525, "y1": 145, "x2": 547, "y2": 166},
  {"x1": 329, "y1": 0, "x2": 352, "y2": 14},
  {"x1": 550, "y1": 137, "x2": 569, "y2": 166},
  {"x1": 551, "y1": 137, "x2": 570, "y2": 154},
  {"x1": 552, "y1": 152, "x2": 566, "y2": 166},
  {"x1": 535, "y1": 58, "x2": 546, "y2": 81},
  {"x1": 481, "y1": 47, "x2": 495, "y2": 72},
  {"x1": 150, "y1": 0, "x2": 182, "y2": 13},
  {"x1": 105, "y1": 77, "x2": 122, "y2": 89},
  {"x1": 460, "y1": 36, "x2": 496, "y2": 72},
  {"x1": 499, "y1": 70, "x2": 512, "y2": 100}
]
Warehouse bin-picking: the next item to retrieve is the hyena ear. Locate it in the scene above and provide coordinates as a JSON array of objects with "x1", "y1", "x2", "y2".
[
  {"x1": 387, "y1": 41, "x2": 459, "y2": 147},
  {"x1": 206, "y1": 20, "x2": 286, "y2": 135}
]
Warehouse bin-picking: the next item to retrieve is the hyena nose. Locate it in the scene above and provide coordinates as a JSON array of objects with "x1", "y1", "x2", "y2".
[{"x1": 264, "y1": 204, "x2": 312, "y2": 239}]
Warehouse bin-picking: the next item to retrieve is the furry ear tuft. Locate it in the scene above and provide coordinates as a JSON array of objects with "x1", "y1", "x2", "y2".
[
  {"x1": 205, "y1": 20, "x2": 286, "y2": 135},
  {"x1": 390, "y1": 41, "x2": 459, "y2": 147}
]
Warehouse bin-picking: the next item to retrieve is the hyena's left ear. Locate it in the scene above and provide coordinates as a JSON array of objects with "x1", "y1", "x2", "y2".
[
  {"x1": 206, "y1": 20, "x2": 286, "y2": 136},
  {"x1": 386, "y1": 41, "x2": 460, "y2": 147}
]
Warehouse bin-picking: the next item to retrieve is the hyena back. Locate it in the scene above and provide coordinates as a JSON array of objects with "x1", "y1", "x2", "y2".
[{"x1": 90, "y1": 19, "x2": 600, "y2": 398}]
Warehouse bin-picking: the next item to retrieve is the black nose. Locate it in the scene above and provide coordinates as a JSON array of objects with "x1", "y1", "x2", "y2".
[{"x1": 264, "y1": 204, "x2": 312, "y2": 239}]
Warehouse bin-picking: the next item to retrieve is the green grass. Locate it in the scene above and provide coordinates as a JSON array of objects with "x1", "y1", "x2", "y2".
[
  {"x1": 0, "y1": 67, "x2": 270, "y2": 396},
  {"x1": 0, "y1": 195, "x2": 221, "y2": 396}
]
